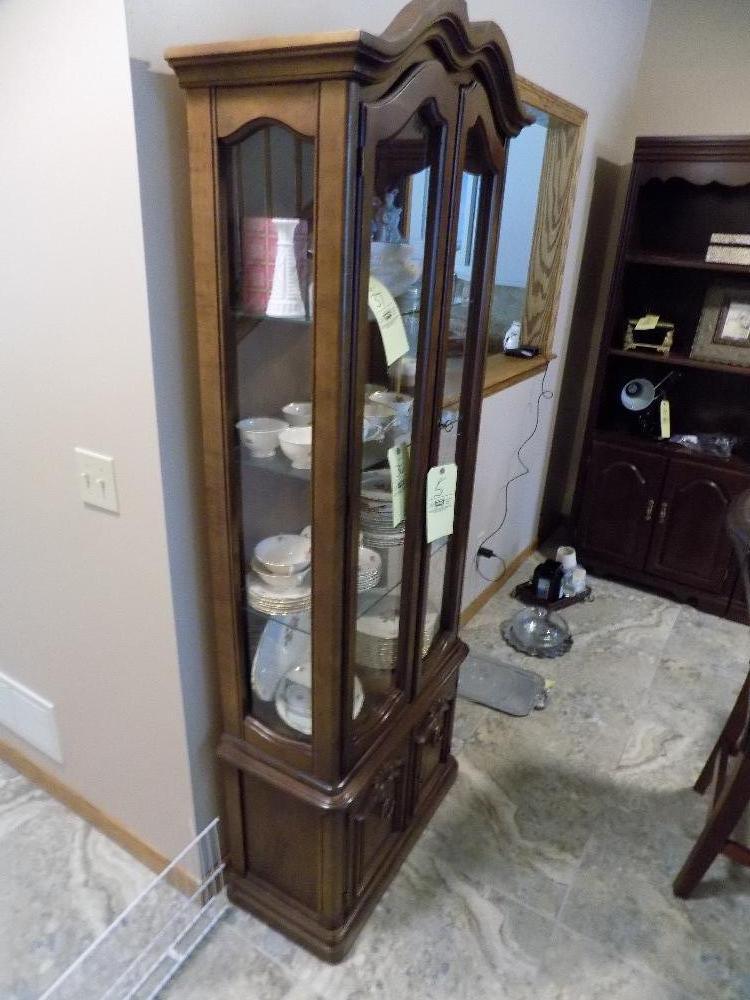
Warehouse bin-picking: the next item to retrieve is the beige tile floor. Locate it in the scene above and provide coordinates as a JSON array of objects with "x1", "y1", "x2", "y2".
[{"x1": 3, "y1": 559, "x2": 750, "y2": 999}]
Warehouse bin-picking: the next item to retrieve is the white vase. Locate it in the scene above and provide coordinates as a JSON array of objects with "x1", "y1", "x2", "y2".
[{"x1": 266, "y1": 218, "x2": 306, "y2": 319}]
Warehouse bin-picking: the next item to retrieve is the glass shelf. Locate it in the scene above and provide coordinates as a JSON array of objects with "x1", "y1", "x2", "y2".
[
  {"x1": 244, "y1": 536, "x2": 448, "y2": 635},
  {"x1": 238, "y1": 440, "x2": 400, "y2": 480},
  {"x1": 240, "y1": 448, "x2": 312, "y2": 482},
  {"x1": 233, "y1": 309, "x2": 312, "y2": 325}
]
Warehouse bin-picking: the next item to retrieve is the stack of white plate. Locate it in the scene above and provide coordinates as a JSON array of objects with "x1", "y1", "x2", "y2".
[
  {"x1": 246, "y1": 533, "x2": 312, "y2": 614},
  {"x1": 246, "y1": 577, "x2": 312, "y2": 615},
  {"x1": 356, "y1": 593, "x2": 439, "y2": 671},
  {"x1": 360, "y1": 469, "x2": 396, "y2": 528},
  {"x1": 361, "y1": 524, "x2": 406, "y2": 549},
  {"x1": 358, "y1": 547, "x2": 382, "y2": 592}
]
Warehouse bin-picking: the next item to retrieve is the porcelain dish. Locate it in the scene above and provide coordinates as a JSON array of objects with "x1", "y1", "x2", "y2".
[
  {"x1": 251, "y1": 559, "x2": 309, "y2": 591},
  {"x1": 356, "y1": 593, "x2": 439, "y2": 670},
  {"x1": 246, "y1": 576, "x2": 312, "y2": 615},
  {"x1": 235, "y1": 416, "x2": 289, "y2": 457},
  {"x1": 282, "y1": 401, "x2": 313, "y2": 427},
  {"x1": 275, "y1": 661, "x2": 364, "y2": 735},
  {"x1": 254, "y1": 534, "x2": 311, "y2": 575},
  {"x1": 368, "y1": 390, "x2": 414, "y2": 418},
  {"x1": 357, "y1": 546, "x2": 382, "y2": 592},
  {"x1": 251, "y1": 616, "x2": 311, "y2": 701},
  {"x1": 279, "y1": 425, "x2": 313, "y2": 469}
]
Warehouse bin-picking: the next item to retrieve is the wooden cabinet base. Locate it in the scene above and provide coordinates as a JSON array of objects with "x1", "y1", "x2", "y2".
[
  {"x1": 226, "y1": 756, "x2": 457, "y2": 962},
  {"x1": 219, "y1": 658, "x2": 462, "y2": 962}
]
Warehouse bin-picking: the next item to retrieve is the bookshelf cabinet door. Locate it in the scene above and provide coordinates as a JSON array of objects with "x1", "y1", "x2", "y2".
[
  {"x1": 579, "y1": 441, "x2": 667, "y2": 570},
  {"x1": 646, "y1": 459, "x2": 750, "y2": 593}
]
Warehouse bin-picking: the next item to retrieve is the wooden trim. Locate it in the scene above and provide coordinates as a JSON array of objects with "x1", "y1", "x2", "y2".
[
  {"x1": 0, "y1": 739, "x2": 197, "y2": 895},
  {"x1": 312, "y1": 79, "x2": 355, "y2": 782},
  {"x1": 516, "y1": 76, "x2": 586, "y2": 128},
  {"x1": 184, "y1": 87, "x2": 248, "y2": 875},
  {"x1": 516, "y1": 80, "x2": 587, "y2": 358},
  {"x1": 444, "y1": 351, "x2": 554, "y2": 406},
  {"x1": 481, "y1": 352, "x2": 554, "y2": 398},
  {"x1": 435, "y1": 80, "x2": 508, "y2": 648},
  {"x1": 166, "y1": 4, "x2": 531, "y2": 140},
  {"x1": 216, "y1": 83, "x2": 319, "y2": 139},
  {"x1": 459, "y1": 538, "x2": 538, "y2": 626},
  {"x1": 522, "y1": 119, "x2": 584, "y2": 349}
]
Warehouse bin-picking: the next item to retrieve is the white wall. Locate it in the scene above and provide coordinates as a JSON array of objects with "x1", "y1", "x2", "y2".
[
  {"x1": 0, "y1": 0, "x2": 198, "y2": 861},
  {"x1": 632, "y1": 0, "x2": 750, "y2": 136}
]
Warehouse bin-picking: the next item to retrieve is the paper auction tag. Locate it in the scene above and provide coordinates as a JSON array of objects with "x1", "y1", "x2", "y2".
[
  {"x1": 634, "y1": 313, "x2": 660, "y2": 331},
  {"x1": 387, "y1": 443, "x2": 410, "y2": 528},
  {"x1": 368, "y1": 276, "x2": 409, "y2": 367},
  {"x1": 426, "y1": 463, "x2": 458, "y2": 543},
  {"x1": 659, "y1": 398, "x2": 671, "y2": 440}
]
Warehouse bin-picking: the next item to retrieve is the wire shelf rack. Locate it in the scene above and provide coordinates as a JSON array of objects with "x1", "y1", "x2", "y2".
[{"x1": 39, "y1": 818, "x2": 227, "y2": 1000}]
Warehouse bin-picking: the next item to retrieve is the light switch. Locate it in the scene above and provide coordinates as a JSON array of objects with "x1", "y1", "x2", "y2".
[{"x1": 75, "y1": 447, "x2": 119, "y2": 513}]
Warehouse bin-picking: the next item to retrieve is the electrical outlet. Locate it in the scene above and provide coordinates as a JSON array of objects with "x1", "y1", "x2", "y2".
[{"x1": 75, "y1": 448, "x2": 119, "y2": 513}]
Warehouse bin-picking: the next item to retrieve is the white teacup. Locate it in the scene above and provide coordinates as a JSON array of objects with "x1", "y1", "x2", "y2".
[
  {"x1": 279, "y1": 426, "x2": 313, "y2": 469},
  {"x1": 282, "y1": 401, "x2": 313, "y2": 427},
  {"x1": 236, "y1": 417, "x2": 288, "y2": 457}
]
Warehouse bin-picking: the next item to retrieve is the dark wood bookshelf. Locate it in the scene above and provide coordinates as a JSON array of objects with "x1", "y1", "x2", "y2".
[
  {"x1": 625, "y1": 250, "x2": 750, "y2": 277},
  {"x1": 609, "y1": 347, "x2": 750, "y2": 378},
  {"x1": 592, "y1": 429, "x2": 750, "y2": 476},
  {"x1": 573, "y1": 135, "x2": 750, "y2": 624}
]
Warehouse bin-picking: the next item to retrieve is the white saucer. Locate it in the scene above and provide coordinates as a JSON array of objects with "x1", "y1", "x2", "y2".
[{"x1": 275, "y1": 662, "x2": 364, "y2": 735}]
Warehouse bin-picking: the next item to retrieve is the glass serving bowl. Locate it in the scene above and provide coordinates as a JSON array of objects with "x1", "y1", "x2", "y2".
[{"x1": 501, "y1": 606, "x2": 572, "y2": 658}]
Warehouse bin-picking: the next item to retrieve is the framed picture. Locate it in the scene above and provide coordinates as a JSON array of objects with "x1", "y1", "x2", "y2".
[{"x1": 690, "y1": 284, "x2": 750, "y2": 367}]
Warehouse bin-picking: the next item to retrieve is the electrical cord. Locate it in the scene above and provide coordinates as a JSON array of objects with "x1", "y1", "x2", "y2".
[{"x1": 474, "y1": 362, "x2": 554, "y2": 583}]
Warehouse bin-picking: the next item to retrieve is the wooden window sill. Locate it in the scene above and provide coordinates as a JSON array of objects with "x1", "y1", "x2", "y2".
[
  {"x1": 443, "y1": 351, "x2": 553, "y2": 407},
  {"x1": 482, "y1": 351, "x2": 552, "y2": 397}
]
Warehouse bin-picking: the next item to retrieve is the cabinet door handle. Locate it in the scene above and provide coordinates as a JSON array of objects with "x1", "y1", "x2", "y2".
[
  {"x1": 658, "y1": 501, "x2": 669, "y2": 524},
  {"x1": 644, "y1": 498, "x2": 655, "y2": 522}
]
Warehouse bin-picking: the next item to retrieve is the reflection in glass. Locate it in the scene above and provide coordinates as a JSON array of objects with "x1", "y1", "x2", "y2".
[
  {"x1": 222, "y1": 122, "x2": 316, "y2": 740},
  {"x1": 488, "y1": 114, "x2": 547, "y2": 352},
  {"x1": 352, "y1": 107, "x2": 440, "y2": 725},
  {"x1": 424, "y1": 123, "x2": 493, "y2": 659}
]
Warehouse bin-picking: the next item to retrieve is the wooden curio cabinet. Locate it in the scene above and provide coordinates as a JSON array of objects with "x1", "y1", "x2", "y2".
[{"x1": 167, "y1": 0, "x2": 527, "y2": 960}]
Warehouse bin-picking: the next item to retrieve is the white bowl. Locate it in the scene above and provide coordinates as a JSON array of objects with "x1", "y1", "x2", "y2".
[
  {"x1": 282, "y1": 401, "x2": 313, "y2": 427},
  {"x1": 236, "y1": 417, "x2": 288, "y2": 457},
  {"x1": 254, "y1": 533, "x2": 311, "y2": 575},
  {"x1": 279, "y1": 426, "x2": 313, "y2": 469},
  {"x1": 368, "y1": 390, "x2": 414, "y2": 418},
  {"x1": 250, "y1": 560, "x2": 309, "y2": 591},
  {"x1": 275, "y1": 661, "x2": 364, "y2": 736}
]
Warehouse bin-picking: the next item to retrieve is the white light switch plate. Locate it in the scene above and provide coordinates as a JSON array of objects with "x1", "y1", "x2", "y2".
[{"x1": 75, "y1": 447, "x2": 119, "y2": 513}]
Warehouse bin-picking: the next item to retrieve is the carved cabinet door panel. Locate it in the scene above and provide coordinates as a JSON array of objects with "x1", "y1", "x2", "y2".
[
  {"x1": 578, "y1": 441, "x2": 667, "y2": 570},
  {"x1": 410, "y1": 695, "x2": 454, "y2": 818},
  {"x1": 645, "y1": 459, "x2": 750, "y2": 594},
  {"x1": 349, "y1": 752, "x2": 408, "y2": 901}
]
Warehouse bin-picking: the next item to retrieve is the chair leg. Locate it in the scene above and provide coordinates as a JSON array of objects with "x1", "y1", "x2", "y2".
[
  {"x1": 674, "y1": 755, "x2": 750, "y2": 898},
  {"x1": 694, "y1": 670, "x2": 750, "y2": 795}
]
